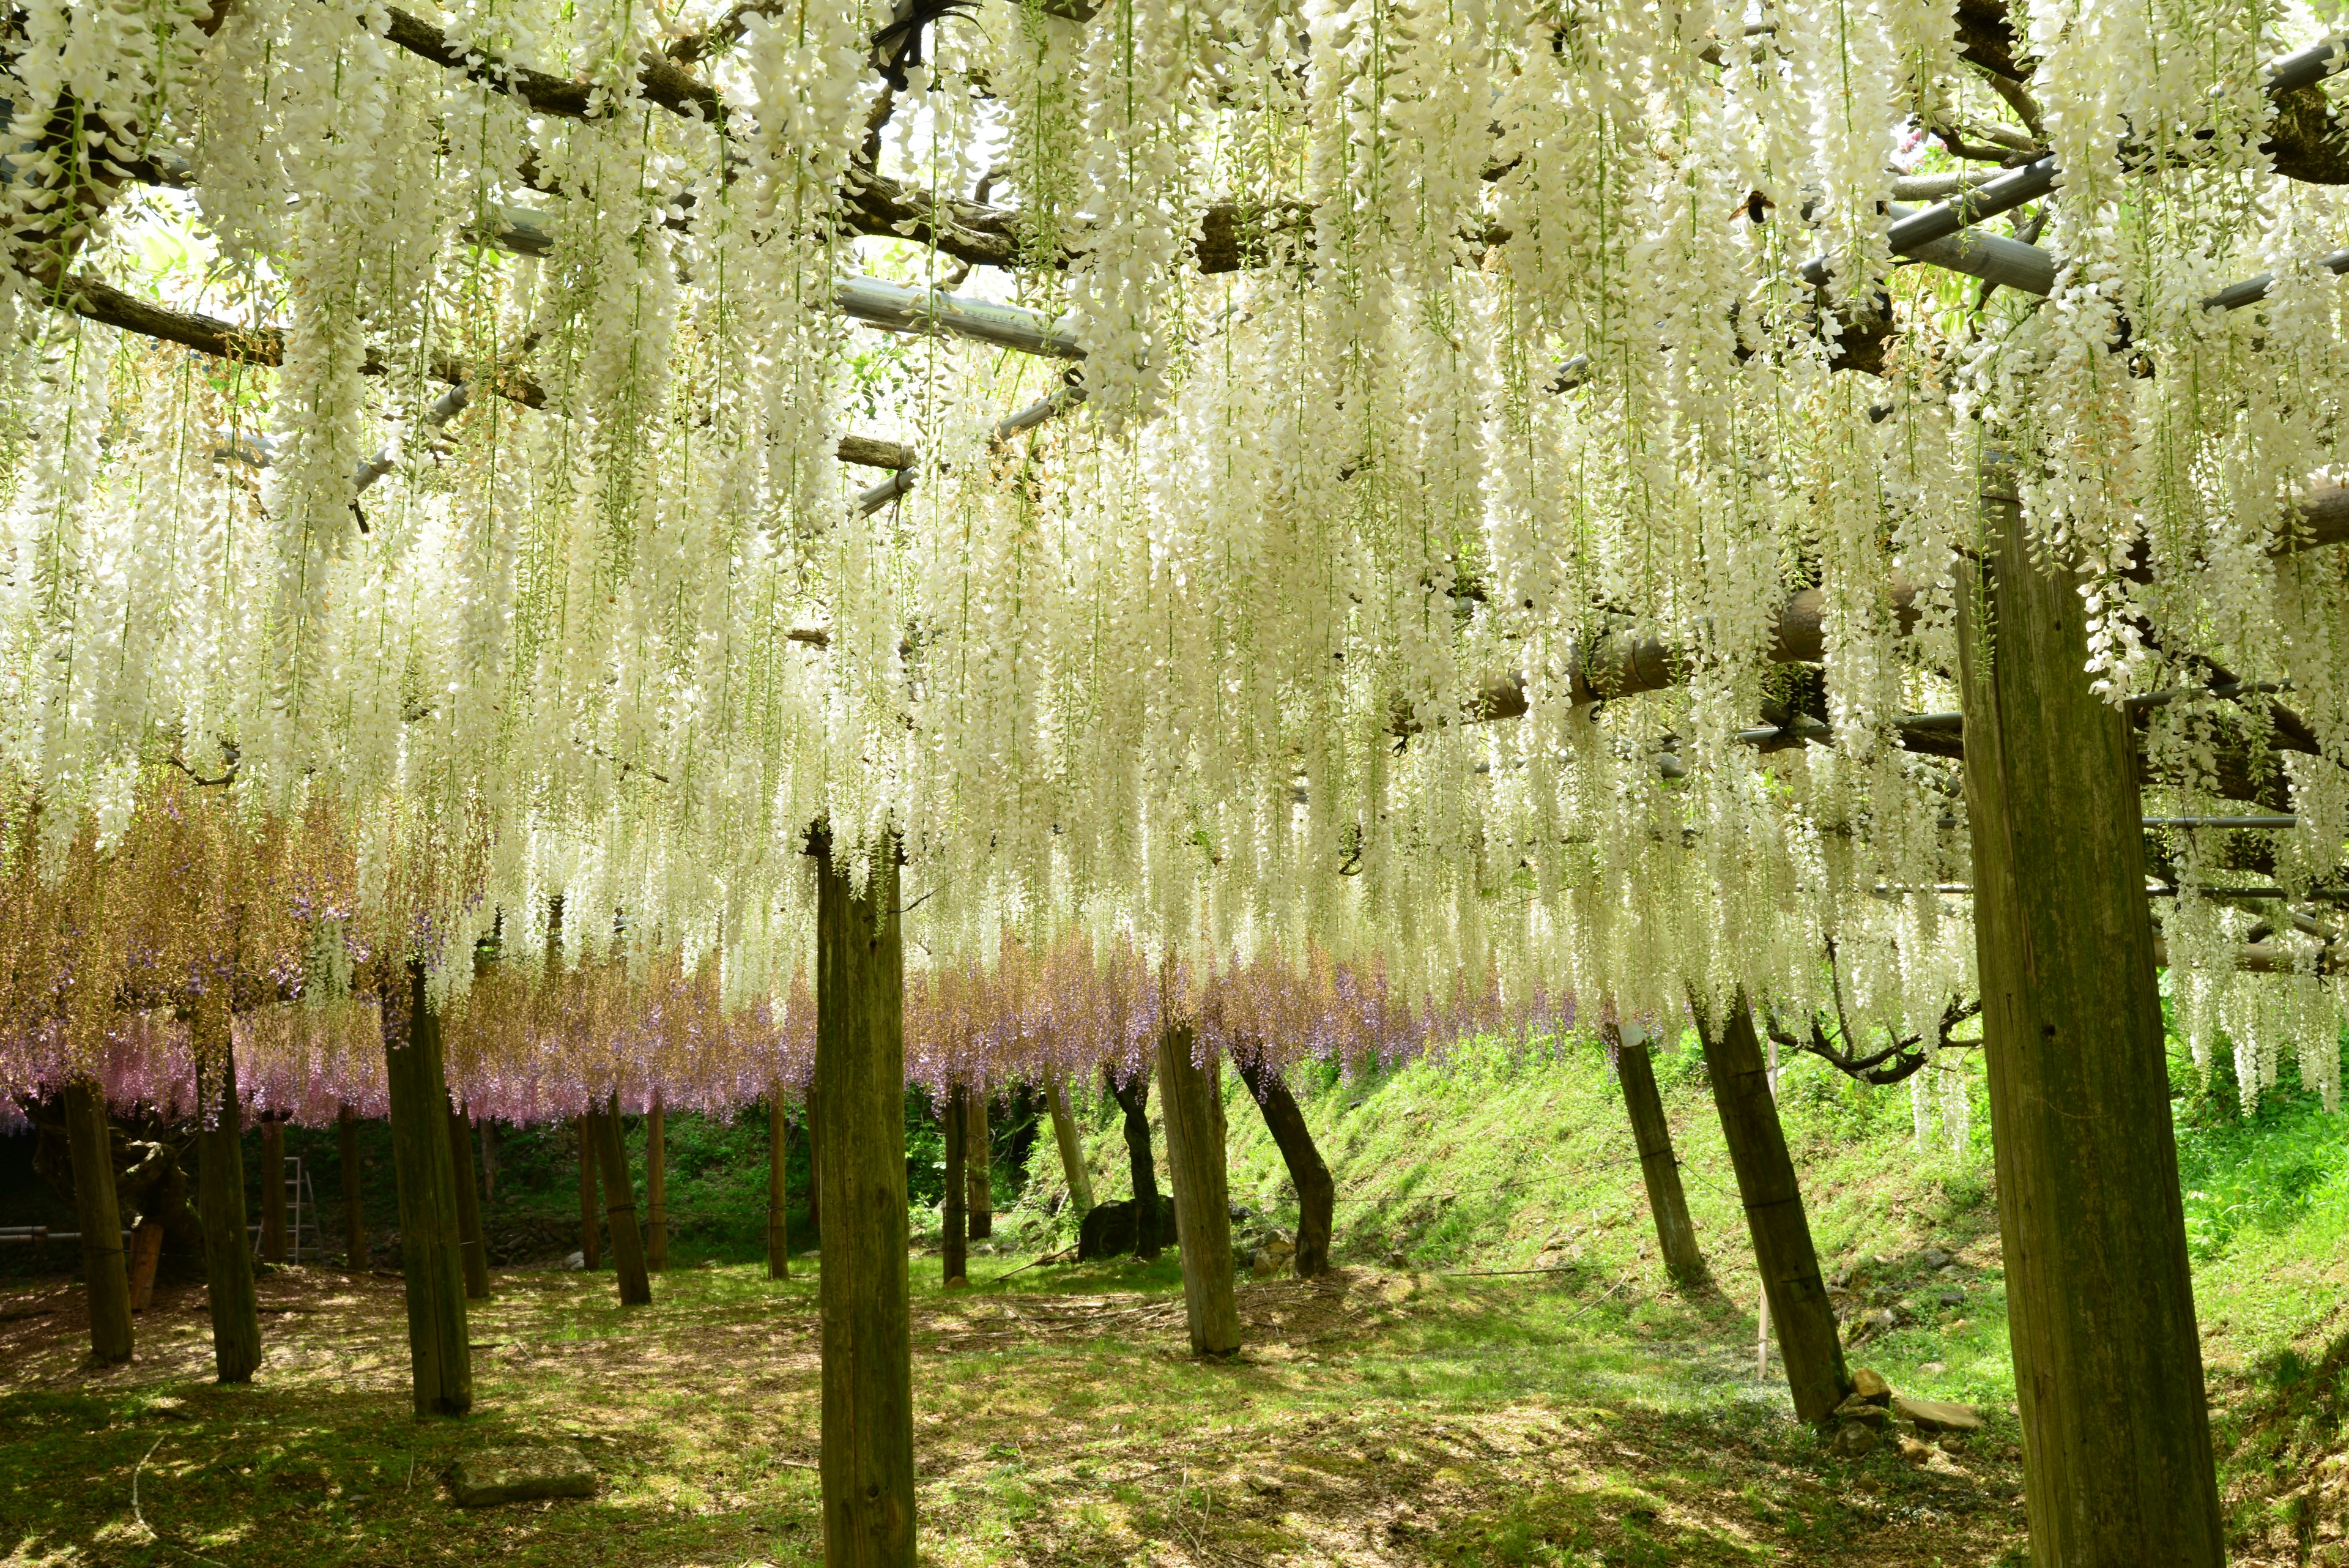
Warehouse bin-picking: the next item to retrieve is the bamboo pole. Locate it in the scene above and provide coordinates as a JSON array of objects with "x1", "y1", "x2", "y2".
[
  {"x1": 1693, "y1": 992, "x2": 1849, "y2": 1424},
  {"x1": 447, "y1": 1101, "x2": 490, "y2": 1299},
  {"x1": 258, "y1": 1118, "x2": 286, "y2": 1263},
  {"x1": 62, "y1": 1079, "x2": 133, "y2": 1365},
  {"x1": 337, "y1": 1105, "x2": 366, "y2": 1269},
  {"x1": 1156, "y1": 1027, "x2": 1241, "y2": 1356},
  {"x1": 1605, "y1": 1023, "x2": 1706, "y2": 1287},
  {"x1": 382, "y1": 962, "x2": 472, "y2": 1417},
  {"x1": 588, "y1": 1095, "x2": 653, "y2": 1306},
  {"x1": 1047, "y1": 1077, "x2": 1096, "y2": 1219},
  {"x1": 1232, "y1": 1052, "x2": 1334, "y2": 1278},
  {"x1": 1956, "y1": 467, "x2": 2222, "y2": 1564},
  {"x1": 965, "y1": 1091, "x2": 992, "y2": 1241},
  {"x1": 193, "y1": 986, "x2": 259, "y2": 1383},
  {"x1": 943, "y1": 1084, "x2": 969, "y2": 1287},
  {"x1": 767, "y1": 1088, "x2": 790, "y2": 1280},
  {"x1": 812, "y1": 834, "x2": 915, "y2": 1567},
  {"x1": 646, "y1": 1091, "x2": 667, "y2": 1272}
]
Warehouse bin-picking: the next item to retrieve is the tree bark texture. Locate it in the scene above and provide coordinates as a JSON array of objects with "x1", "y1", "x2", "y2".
[
  {"x1": 383, "y1": 963, "x2": 472, "y2": 1417},
  {"x1": 1608, "y1": 1024, "x2": 1707, "y2": 1287},
  {"x1": 194, "y1": 990, "x2": 260, "y2": 1383},
  {"x1": 1106, "y1": 1065, "x2": 1162, "y2": 1260},
  {"x1": 258, "y1": 1118, "x2": 287, "y2": 1263},
  {"x1": 1957, "y1": 475, "x2": 2222, "y2": 1566},
  {"x1": 447, "y1": 1102, "x2": 490, "y2": 1299},
  {"x1": 768, "y1": 1090, "x2": 790, "y2": 1280},
  {"x1": 577, "y1": 1115, "x2": 601, "y2": 1269},
  {"x1": 804, "y1": 1080, "x2": 823, "y2": 1238},
  {"x1": 1047, "y1": 1079, "x2": 1096, "y2": 1218},
  {"x1": 338, "y1": 1104, "x2": 366, "y2": 1269},
  {"x1": 1156, "y1": 1028, "x2": 1241, "y2": 1356},
  {"x1": 62, "y1": 1079, "x2": 133, "y2": 1365},
  {"x1": 1695, "y1": 992, "x2": 1849, "y2": 1424},
  {"x1": 943, "y1": 1084, "x2": 969, "y2": 1285},
  {"x1": 964, "y1": 1091, "x2": 992, "y2": 1240},
  {"x1": 590, "y1": 1096, "x2": 653, "y2": 1306},
  {"x1": 647, "y1": 1091, "x2": 667, "y2": 1272},
  {"x1": 814, "y1": 837, "x2": 915, "y2": 1568},
  {"x1": 1233, "y1": 1052, "x2": 1334, "y2": 1278}
]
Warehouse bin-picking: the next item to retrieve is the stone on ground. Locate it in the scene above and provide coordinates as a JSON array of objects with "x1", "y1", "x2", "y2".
[
  {"x1": 1891, "y1": 1395, "x2": 1982, "y2": 1432},
  {"x1": 1897, "y1": 1435, "x2": 1934, "y2": 1465},
  {"x1": 1850, "y1": 1367, "x2": 1892, "y2": 1403},
  {"x1": 1831, "y1": 1420, "x2": 1880, "y2": 1458},
  {"x1": 448, "y1": 1446, "x2": 597, "y2": 1507},
  {"x1": 1835, "y1": 1393, "x2": 1888, "y2": 1426}
]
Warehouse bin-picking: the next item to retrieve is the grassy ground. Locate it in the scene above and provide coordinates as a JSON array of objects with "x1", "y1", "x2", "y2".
[{"x1": 2, "y1": 1030, "x2": 2343, "y2": 1566}]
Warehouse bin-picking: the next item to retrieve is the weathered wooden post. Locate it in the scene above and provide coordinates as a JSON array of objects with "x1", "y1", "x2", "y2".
[
  {"x1": 1606, "y1": 1021, "x2": 1706, "y2": 1287},
  {"x1": 337, "y1": 1104, "x2": 366, "y2": 1269},
  {"x1": 812, "y1": 833, "x2": 914, "y2": 1567},
  {"x1": 942, "y1": 1084, "x2": 969, "y2": 1286},
  {"x1": 193, "y1": 986, "x2": 260, "y2": 1383},
  {"x1": 965, "y1": 1091, "x2": 992, "y2": 1239},
  {"x1": 382, "y1": 962, "x2": 471, "y2": 1416},
  {"x1": 258, "y1": 1118, "x2": 287, "y2": 1263},
  {"x1": 447, "y1": 1101, "x2": 490, "y2": 1299},
  {"x1": 646, "y1": 1090, "x2": 667, "y2": 1271},
  {"x1": 804, "y1": 1081, "x2": 822, "y2": 1237},
  {"x1": 1693, "y1": 992, "x2": 1849, "y2": 1424},
  {"x1": 1156, "y1": 1026, "x2": 1241, "y2": 1356},
  {"x1": 1957, "y1": 466, "x2": 2222, "y2": 1563},
  {"x1": 1233, "y1": 1051, "x2": 1334, "y2": 1277},
  {"x1": 588, "y1": 1095, "x2": 653, "y2": 1306},
  {"x1": 766, "y1": 1087, "x2": 790, "y2": 1280},
  {"x1": 1047, "y1": 1077, "x2": 1096, "y2": 1219},
  {"x1": 62, "y1": 1079, "x2": 133, "y2": 1365}
]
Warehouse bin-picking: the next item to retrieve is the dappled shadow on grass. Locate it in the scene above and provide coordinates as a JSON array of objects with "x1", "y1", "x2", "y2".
[{"x1": 1, "y1": 1259, "x2": 2026, "y2": 1567}]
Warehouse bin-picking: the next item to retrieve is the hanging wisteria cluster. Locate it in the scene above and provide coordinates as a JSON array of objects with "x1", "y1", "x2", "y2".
[{"x1": 4, "y1": 0, "x2": 2348, "y2": 1118}]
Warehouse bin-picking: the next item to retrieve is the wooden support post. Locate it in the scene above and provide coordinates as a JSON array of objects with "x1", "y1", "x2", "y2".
[
  {"x1": 589, "y1": 1095, "x2": 653, "y2": 1306},
  {"x1": 1694, "y1": 992, "x2": 1849, "y2": 1424},
  {"x1": 382, "y1": 962, "x2": 472, "y2": 1417},
  {"x1": 1106, "y1": 1065, "x2": 1163, "y2": 1260},
  {"x1": 812, "y1": 834, "x2": 914, "y2": 1567},
  {"x1": 1957, "y1": 472, "x2": 2222, "y2": 1563},
  {"x1": 478, "y1": 1116, "x2": 497, "y2": 1202},
  {"x1": 193, "y1": 989, "x2": 260, "y2": 1383},
  {"x1": 767, "y1": 1088, "x2": 790, "y2": 1280},
  {"x1": 965, "y1": 1091, "x2": 992, "y2": 1239},
  {"x1": 447, "y1": 1101, "x2": 490, "y2": 1299},
  {"x1": 62, "y1": 1079, "x2": 133, "y2": 1365},
  {"x1": 1606, "y1": 1022, "x2": 1707, "y2": 1287},
  {"x1": 338, "y1": 1104, "x2": 366, "y2": 1269},
  {"x1": 804, "y1": 1080, "x2": 822, "y2": 1237},
  {"x1": 1233, "y1": 1052, "x2": 1334, "y2": 1278},
  {"x1": 577, "y1": 1115, "x2": 601, "y2": 1269},
  {"x1": 127, "y1": 1222, "x2": 165, "y2": 1312},
  {"x1": 1156, "y1": 1027, "x2": 1241, "y2": 1357},
  {"x1": 943, "y1": 1085, "x2": 969, "y2": 1285},
  {"x1": 1047, "y1": 1077, "x2": 1096, "y2": 1219},
  {"x1": 258, "y1": 1118, "x2": 286, "y2": 1263},
  {"x1": 646, "y1": 1091, "x2": 667, "y2": 1272}
]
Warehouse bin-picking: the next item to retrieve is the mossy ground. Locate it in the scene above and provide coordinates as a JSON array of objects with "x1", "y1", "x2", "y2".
[{"x1": 2, "y1": 1030, "x2": 2342, "y2": 1566}]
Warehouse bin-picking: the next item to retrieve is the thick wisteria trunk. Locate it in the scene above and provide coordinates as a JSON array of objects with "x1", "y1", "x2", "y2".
[
  {"x1": 589, "y1": 1096, "x2": 653, "y2": 1306},
  {"x1": 194, "y1": 990, "x2": 260, "y2": 1384},
  {"x1": 646, "y1": 1091, "x2": 667, "y2": 1273},
  {"x1": 1048, "y1": 1078, "x2": 1096, "y2": 1218},
  {"x1": 942, "y1": 1084, "x2": 969, "y2": 1286},
  {"x1": 813, "y1": 836, "x2": 914, "y2": 1568},
  {"x1": 1606, "y1": 1024, "x2": 1706, "y2": 1287},
  {"x1": 1156, "y1": 1028, "x2": 1241, "y2": 1356},
  {"x1": 447, "y1": 1102, "x2": 490, "y2": 1299},
  {"x1": 577, "y1": 1115, "x2": 601, "y2": 1270},
  {"x1": 965, "y1": 1092, "x2": 992, "y2": 1240},
  {"x1": 1694, "y1": 992, "x2": 1848, "y2": 1424},
  {"x1": 1233, "y1": 1052, "x2": 1333, "y2": 1279},
  {"x1": 1105, "y1": 1065, "x2": 1162, "y2": 1261},
  {"x1": 1958, "y1": 474, "x2": 2222, "y2": 1565},
  {"x1": 383, "y1": 964, "x2": 471, "y2": 1417},
  {"x1": 62, "y1": 1079, "x2": 133, "y2": 1365},
  {"x1": 258, "y1": 1118, "x2": 287, "y2": 1263},
  {"x1": 338, "y1": 1105, "x2": 366, "y2": 1269},
  {"x1": 767, "y1": 1089, "x2": 790, "y2": 1280}
]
